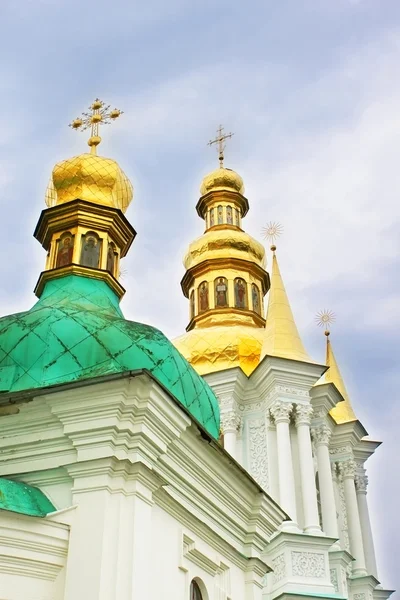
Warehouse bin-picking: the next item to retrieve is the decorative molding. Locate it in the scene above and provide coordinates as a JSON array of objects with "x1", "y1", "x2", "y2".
[
  {"x1": 295, "y1": 404, "x2": 313, "y2": 426},
  {"x1": 274, "y1": 385, "x2": 309, "y2": 399},
  {"x1": 220, "y1": 412, "x2": 241, "y2": 433},
  {"x1": 182, "y1": 533, "x2": 224, "y2": 576},
  {"x1": 355, "y1": 474, "x2": 368, "y2": 494},
  {"x1": 270, "y1": 401, "x2": 293, "y2": 424},
  {"x1": 248, "y1": 418, "x2": 269, "y2": 490},
  {"x1": 330, "y1": 568, "x2": 339, "y2": 593},
  {"x1": 311, "y1": 424, "x2": 331, "y2": 446},
  {"x1": 338, "y1": 480, "x2": 350, "y2": 552},
  {"x1": 272, "y1": 553, "x2": 286, "y2": 583},
  {"x1": 291, "y1": 551, "x2": 325, "y2": 578},
  {"x1": 238, "y1": 401, "x2": 263, "y2": 413},
  {"x1": 353, "y1": 594, "x2": 366, "y2": 600},
  {"x1": 329, "y1": 445, "x2": 352, "y2": 456}
]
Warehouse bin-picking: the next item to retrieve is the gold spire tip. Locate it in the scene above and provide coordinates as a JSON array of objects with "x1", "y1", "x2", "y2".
[
  {"x1": 69, "y1": 98, "x2": 123, "y2": 155},
  {"x1": 208, "y1": 124, "x2": 234, "y2": 168},
  {"x1": 315, "y1": 309, "x2": 336, "y2": 337},
  {"x1": 262, "y1": 221, "x2": 283, "y2": 251}
]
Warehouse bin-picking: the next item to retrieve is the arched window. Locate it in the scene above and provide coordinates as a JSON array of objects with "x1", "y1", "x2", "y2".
[
  {"x1": 198, "y1": 281, "x2": 209, "y2": 313},
  {"x1": 210, "y1": 208, "x2": 215, "y2": 227},
  {"x1": 190, "y1": 580, "x2": 203, "y2": 600},
  {"x1": 251, "y1": 283, "x2": 261, "y2": 315},
  {"x1": 215, "y1": 277, "x2": 228, "y2": 307},
  {"x1": 56, "y1": 231, "x2": 74, "y2": 268},
  {"x1": 190, "y1": 290, "x2": 195, "y2": 319},
  {"x1": 226, "y1": 205, "x2": 233, "y2": 224},
  {"x1": 234, "y1": 278, "x2": 247, "y2": 308},
  {"x1": 106, "y1": 242, "x2": 117, "y2": 276},
  {"x1": 80, "y1": 231, "x2": 101, "y2": 269},
  {"x1": 234, "y1": 208, "x2": 240, "y2": 226},
  {"x1": 217, "y1": 205, "x2": 223, "y2": 224}
]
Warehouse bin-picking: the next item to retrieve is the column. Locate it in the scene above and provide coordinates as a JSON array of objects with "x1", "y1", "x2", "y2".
[
  {"x1": 295, "y1": 404, "x2": 321, "y2": 534},
  {"x1": 340, "y1": 459, "x2": 367, "y2": 577},
  {"x1": 220, "y1": 412, "x2": 241, "y2": 459},
  {"x1": 270, "y1": 401, "x2": 297, "y2": 524},
  {"x1": 312, "y1": 424, "x2": 339, "y2": 538},
  {"x1": 355, "y1": 473, "x2": 378, "y2": 578}
]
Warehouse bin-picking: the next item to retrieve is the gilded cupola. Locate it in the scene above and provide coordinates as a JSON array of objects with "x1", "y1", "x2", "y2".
[
  {"x1": 173, "y1": 127, "x2": 271, "y2": 376},
  {"x1": 34, "y1": 99, "x2": 136, "y2": 300}
]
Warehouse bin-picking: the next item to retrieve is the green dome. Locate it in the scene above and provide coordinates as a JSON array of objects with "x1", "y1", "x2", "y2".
[{"x1": 0, "y1": 275, "x2": 220, "y2": 438}]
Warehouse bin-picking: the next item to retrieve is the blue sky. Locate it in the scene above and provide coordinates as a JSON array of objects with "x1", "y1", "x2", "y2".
[{"x1": 0, "y1": 0, "x2": 399, "y2": 591}]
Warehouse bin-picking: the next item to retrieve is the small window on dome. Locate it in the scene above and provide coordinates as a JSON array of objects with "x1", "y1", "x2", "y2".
[
  {"x1": 234, "y1": 208, "x2": 240, "y2": 226},
  {"x1": 226, "y1": 205, "x2": 233, "y2": 224},
  {"x1": 198, "y1": 281, "x2": 209, "y2": 313},
  {"x1": 190, "y1": 580, "x2": 203, "y2": 600},
  {"x1": 56, "y1": 232, "x2": 74, "y2": 268},
  {"x1": 252, "y1": 284, "x2": 261, "y2": 315},
  {"x1": 106, "y1": 242, "x2": 117, "y2": 276},
  {"x1": 80, "y1": 232, "x2": 101, "y2": 269},
  {"x1": 234, "y1": 278, "x2": 247, "y2": 309},
  {"x1": 190, "y1": 290, "x2": 195, "y2": 319},
  {"x1": 210, "y1": 208, "x2": 215, "y2": 227},
  {"x1": 215, "y1": 277, "x2": 228, "y2": 307},
  {"x1": 217, "y1": 205, "x2": 223, "y2": 224}
]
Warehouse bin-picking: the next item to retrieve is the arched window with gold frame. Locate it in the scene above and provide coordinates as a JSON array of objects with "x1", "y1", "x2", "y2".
[
  {"x1": 198, "y1": 281, "x2": 209, "y2": 313},
  {"x1": 210, "y1": 208, "x2": 215, "y2": 227},
  {"x1": 234, "y1": 277, "x2": 247, "y2": 308},
  {"x1": 251, "y1": 283, "x2": 261, "y2": 314},
  {"x1": 106, "y1": 242, "x2": 117, "y2": 276},
  {"x1": 56, "y1": 232, "x2": 74, "y2": 268},
  {"x1": 234, "y1": 208, "x2": 240, "y2": 226},
  {"x1": 215, "y1": 277, "x2": 228, "y2": 307},
  {"x1": 190, "y1": 289, "x2": 195, "y2": 319},
  {"x1": 80, "y1": 231, "x2": 101, "y2": 269},
  {"x1": 226, "y1": 205, "x2": 233, "y2": 224},
  {"x1": 217, "y1": 205, "x2": 223, "y2": 224}
]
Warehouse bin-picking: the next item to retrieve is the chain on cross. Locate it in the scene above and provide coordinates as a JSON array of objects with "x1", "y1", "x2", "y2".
[
  {"x1": 208, "y1": 125, "x2": 234, "y2": 168},
  {"x1": 69, "y1": 98, "x2": 123, "y2": 154}
]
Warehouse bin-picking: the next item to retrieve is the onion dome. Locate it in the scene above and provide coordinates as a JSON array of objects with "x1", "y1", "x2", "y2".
[
  {"x1": 45, "y1": 153, "x2": 133, "y2": 213},
  {"x1": 0, "y1": 276, "x2": 220, "y2": 438},
  {"x1": 200, "y1": 167, "x2": 244, "y2": 196}
]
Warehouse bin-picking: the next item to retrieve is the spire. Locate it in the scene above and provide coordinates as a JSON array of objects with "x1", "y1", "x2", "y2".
[
  {"x1": 315, "y1": 311, "x2": 357, "y2": 423},
  {"x1": 261, "y1": 249, "x2": 312, "y2": 362}
]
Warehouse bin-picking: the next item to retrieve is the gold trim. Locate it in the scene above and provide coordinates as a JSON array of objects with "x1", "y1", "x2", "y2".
[
  {"x1": 181, "y1": 257, "x2": 270, "y2": 297},
  {"x1": 34, "y1": 264, "x2": 126, "y2": 300},
  {"x1": 196, "y1": 188, "x2": 249, "y2": 219},
  {"x1": 187, "y1": 306, "x2": 265, "y2": 331}
]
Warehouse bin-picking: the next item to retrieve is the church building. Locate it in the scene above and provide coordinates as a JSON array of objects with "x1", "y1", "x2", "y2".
[{"x1": 0, "y1": 100, "x2": 393, "y2": 600}]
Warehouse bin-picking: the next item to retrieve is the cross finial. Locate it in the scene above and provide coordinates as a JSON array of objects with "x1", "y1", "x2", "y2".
[
  {"x1": 69, "y1": 98, "x2": 123, "y2": 155},
  {"x1": 208, "y1": 125, "x2": 234, "y2": 168}
]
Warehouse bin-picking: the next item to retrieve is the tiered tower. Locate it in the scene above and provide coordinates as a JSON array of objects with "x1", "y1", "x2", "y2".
[{"x1": 174, "y1": 127, "x2": 270, "y2": 376}]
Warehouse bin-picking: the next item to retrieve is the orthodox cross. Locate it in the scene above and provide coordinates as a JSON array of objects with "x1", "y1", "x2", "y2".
[
  {"x1": 208, "y1": 125, "x2": 234, "y2": 168},
  {"x1": 69, "y1": 98, "x2": 123, "y2": 154}
]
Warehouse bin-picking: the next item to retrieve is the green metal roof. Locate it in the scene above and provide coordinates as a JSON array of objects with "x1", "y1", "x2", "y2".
[
  {"x1": 0, "y1": 478, "x2": 56, "y2": 517},
  {"x1": 0, "y1": 275, "x2": 220, "y2": 437}
]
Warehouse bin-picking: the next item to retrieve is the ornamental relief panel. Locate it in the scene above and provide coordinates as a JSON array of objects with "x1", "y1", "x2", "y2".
[
  {"x1": 330, "y1": 568, "x2": 339, "y2": 593},
  {"x1": 271, "y1": 553, "x2": 286, "y2": 583},
  {"x1": 248, "y1": 417, "x2": 269, "y2": 491},
  {"x1": 291, "y1": 551, "x2": 325, "y2": 578},
  {"x1": 338, "y1": 480, "x2": 350, "y2": 552}
]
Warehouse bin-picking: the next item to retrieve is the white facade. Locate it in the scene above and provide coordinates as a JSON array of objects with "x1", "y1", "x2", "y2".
[{"x1": 0, "y1": 355, "x2": 392, "y2": 600}]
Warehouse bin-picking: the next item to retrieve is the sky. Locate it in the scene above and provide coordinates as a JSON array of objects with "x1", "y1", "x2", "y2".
[{"x1": 0, "y1": 0, "x2": 399, "y2": 591}]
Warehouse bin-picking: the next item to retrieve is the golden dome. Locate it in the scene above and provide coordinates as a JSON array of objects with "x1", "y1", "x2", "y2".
[
  {"x1": 200, "y1": 167, "x2": 244, "y2": 196},
  {"x1": 173, "y1": 325, "x2": 266, "y2": 376},
  {"x1": 184, "y1": 229, "x2": 266, "y2": 271},
  {"x1": 45, "y1": 153, "x2": 133, "y2": 213}
]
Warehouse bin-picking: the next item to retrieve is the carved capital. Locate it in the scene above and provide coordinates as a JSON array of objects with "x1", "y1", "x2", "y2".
[
  {"x1": 355, "y1": 474, "x2": 368, "y2": 493},
  {"x1": 311, "y1": 423, "x2": 331, "y2": 446},
  {"x1": 341, "y1": 459, "x2": 356, "y2": 479},
  {"x1": 270, "y1": 401, "x2": 293, "y2": 424},
  {"x1": 295, "y1": 404, "x2": 313, "y2": 426},
  {"x1": 220, "y1": 411, "x2": 241, "y2": 434}
]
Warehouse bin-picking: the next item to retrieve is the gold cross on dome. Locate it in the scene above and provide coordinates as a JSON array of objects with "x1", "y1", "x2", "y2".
[
  {"x1": 208, "y1": 125, "x2": 234, "y2": 168},
  {"x1": 69, "y1": 98, "x2": 123, "y2": 154}
]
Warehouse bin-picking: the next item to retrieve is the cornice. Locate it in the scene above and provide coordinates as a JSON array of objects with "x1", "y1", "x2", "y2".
[{"x1": 34, "y1": 264, "x2": 126, "y2": 299}]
